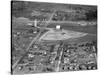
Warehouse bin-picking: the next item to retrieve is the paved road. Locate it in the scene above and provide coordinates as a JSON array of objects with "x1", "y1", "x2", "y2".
[
  {"x1": 40, "y1": 10, "x2": 56, "y2": 26},
  {"x1": 12, "y1": 10, "x2": 57, "y2": 73},
  {"x1": 55, "y1": 42, "x2": 64, "y2": 72},
  {"x1": 12, "y1": 31, "x2": 42, "y2": 70}
]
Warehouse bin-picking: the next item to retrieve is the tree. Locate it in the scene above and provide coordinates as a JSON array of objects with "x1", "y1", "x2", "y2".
[{"x1": 85, "y1": 9, "x2": 97, "y2": 21}]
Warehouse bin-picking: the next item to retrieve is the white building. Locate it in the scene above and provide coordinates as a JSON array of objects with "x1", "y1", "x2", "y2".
[
  {"x1": 56, "y1": 25, "x2": 61, "y2": 30},
  {"x1": 34, "y1": 19, "x2": 37, "y2": 27}
]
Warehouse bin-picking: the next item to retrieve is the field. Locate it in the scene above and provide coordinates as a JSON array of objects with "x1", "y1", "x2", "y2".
[{"x1": 48, "y1": 23, "x2": 97, "y2": 34}]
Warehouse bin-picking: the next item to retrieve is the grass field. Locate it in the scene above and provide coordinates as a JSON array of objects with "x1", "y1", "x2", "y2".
[{"x1": 48, "y1": 23, "x2": 97, "y2": 34}]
